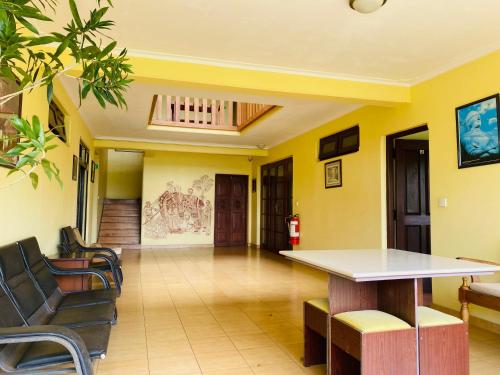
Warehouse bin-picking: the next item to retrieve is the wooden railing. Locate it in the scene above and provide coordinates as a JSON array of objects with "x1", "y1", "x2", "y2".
[{"x1": 149, "y1": 95, "x2": 276, "y2": 131}]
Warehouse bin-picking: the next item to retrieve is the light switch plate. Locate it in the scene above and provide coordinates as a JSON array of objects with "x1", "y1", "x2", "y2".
[{"x1": 438, "y1": 198, "x2": 448, "y2": 208}]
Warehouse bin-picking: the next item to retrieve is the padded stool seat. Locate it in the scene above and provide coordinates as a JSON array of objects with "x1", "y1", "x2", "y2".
[
  {"x1": 417, "y1": 306, "x2": 463, "y2": 327},
  {"x1": 417, "y1": 306, "x2": 468, "y2": 375},
  {"x1": 331, "y1": 310, "x2": 416, "y2": 374},
  {"x1": 334, "y1": 310, "x2": 411, "y2": 333},
  {"x1": 308, "y1": 298, "x2": 329, "y2": 312}
]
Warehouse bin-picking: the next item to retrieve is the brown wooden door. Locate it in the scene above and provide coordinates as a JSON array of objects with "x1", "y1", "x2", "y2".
[
  {"x1": 395, "y1": 140, "x2": 431, "y2": 291},
  {"x1": 214, "y1": 174, "x2": 248, "y2": 246},
  {"x1": 260, "y1": 158, "x2": 293, "y2": 253}
]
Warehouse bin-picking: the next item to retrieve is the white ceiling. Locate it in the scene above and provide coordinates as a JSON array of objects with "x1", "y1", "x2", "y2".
[
  {"x1": 59, "y1": 76, "x2": 360, "y2": 148},
  {"x1": 47, "y1": 0, "x2": 500, "y2": 83},
  {"x1": 49, "y1": 1, "x2": 500, "y2": 149}
]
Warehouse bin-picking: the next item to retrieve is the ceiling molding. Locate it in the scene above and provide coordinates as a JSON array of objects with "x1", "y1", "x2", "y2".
[
  {"x1": 125, "y1": 49, "x2": 411, "y2": 87},
  {"x1": 125, "y1": 44, "x2": 500, "y2": 88},
  {"x1": 409, "y1": 43, "x2": 500, "y2": 85},
  {"x1": 94, "y1": 135, "x2": 267, "y2": 150}
]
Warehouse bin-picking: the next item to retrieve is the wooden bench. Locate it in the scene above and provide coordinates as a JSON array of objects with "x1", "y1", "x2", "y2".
[{"x1": 457, "y1": 257, "x2": 500, "y2": 322}]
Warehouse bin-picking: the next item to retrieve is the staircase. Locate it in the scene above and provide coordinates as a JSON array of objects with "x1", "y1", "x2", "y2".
[{"x1": 98, "y1": 199, "x2": 141, "y2": 247}]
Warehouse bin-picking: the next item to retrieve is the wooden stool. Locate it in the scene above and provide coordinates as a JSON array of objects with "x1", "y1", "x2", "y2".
[
  {"x1": 417, "y1": 306, "x2": 469, "y2": 375},
  {"x1": 304, "y1": 298, "x2": 329, "y2": 366},
  {"x1": 331, "y1": 310, "x2": 417, "y2": 375}
]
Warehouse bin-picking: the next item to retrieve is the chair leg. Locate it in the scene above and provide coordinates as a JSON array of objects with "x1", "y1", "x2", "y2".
[
  {"x1": 460, "y1": 301, "x2": 469, "y2": 323},
  {"x1": 304, "y1": 326, "x2": 326, "y2": 367}
]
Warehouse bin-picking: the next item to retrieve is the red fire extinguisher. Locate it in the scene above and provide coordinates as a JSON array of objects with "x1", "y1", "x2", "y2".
[{"x1": 287, "y1": 214, "x2": 300, "y2": 246}]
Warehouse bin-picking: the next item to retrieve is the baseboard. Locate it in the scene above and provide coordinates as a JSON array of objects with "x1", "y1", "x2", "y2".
[
  {"x1": 431, "y1": 304, "x2": 500, "y2": 334},
  {"x1": 137, "y1": 244, "x2": 214, "y2": 249}
]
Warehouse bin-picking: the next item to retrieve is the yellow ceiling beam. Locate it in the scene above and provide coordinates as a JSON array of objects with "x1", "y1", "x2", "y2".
[
  {"x1": 127, "y1": 55, "x2": 411, "y2": 105},
  {"x1": 94, "y1": 139, "x2": 268, "y2": 156},
  {"x1": 59, "y1": 51, "x2": 411, "y2": 105}
]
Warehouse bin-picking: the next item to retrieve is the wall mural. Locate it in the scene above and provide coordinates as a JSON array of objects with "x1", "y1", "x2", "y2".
[{"x1": 143, "y1": 175, "x2": 214, "y2": 239}]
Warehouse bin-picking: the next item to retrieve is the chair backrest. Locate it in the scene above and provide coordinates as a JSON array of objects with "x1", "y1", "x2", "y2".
[
  {"x1": 73, "y1": 227, "x2": 88, "y2": 247},
  {"x1": 18, "y1": 237, "x2": 63, "y2": 310},
  {"x1": 0, "y1": 243, "x2": 50, "y2": 325},
  {"x1": 60, "y1": 226, "x2": 80, "y2": 256},
  {"x1": 0, "y1": 286, "x2": 28, "y2": 372}
]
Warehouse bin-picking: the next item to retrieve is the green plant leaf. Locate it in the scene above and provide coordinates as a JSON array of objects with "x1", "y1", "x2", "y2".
[
  {"x1": 29, "y1": 172, "x2": 39, "y2": 189},
  {"x1": 41, "y1": 158, "x2": 52, "y2": 180},
  {"x1": 69, "y1": 0, "x2": 83, "y2": 28},
  {"x1": 47, "y1": 82, "x2": 53, "y2": 103}
]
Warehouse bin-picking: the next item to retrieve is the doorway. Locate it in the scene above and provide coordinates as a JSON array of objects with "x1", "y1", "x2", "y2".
[
  {"x1": 386, "y1": 125, "x2": 431, "y2": 297},
  {"x1": 260, "y1": 157, "x2": 293, "y2": 253},
  {"x1": 214, "y1": 174, "x2": 248, "y2": 246},
  {"x1": 76, "y1": 141, "x2": 90, "y2": 239}
]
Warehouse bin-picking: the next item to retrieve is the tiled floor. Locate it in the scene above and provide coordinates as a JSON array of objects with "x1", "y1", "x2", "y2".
[{"x1": 95, "y1": 247, "x2": 500, "y2": 375}]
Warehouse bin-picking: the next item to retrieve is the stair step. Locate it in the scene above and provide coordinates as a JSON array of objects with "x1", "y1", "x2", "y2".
[
  {"x1": 99, "y1": 229, "x2": 140, "y2": 237},
  {"x1": 103, "y1": 204, "x2": 141, "y2": 211},
  {"x1": 99, "y1": 222, "x2": 140, "y2": 230},
  {"x1": 104, "y1": 199, "x2": 140, "y2": 205},
  {"x1": 98, "y1": 236, "x2": 140, "y2": 244},
  {"x1": 102, "y1": 210, "x2": 140, "y2": 218},
  {"x1": 100, "y1": 216, "x2": 140, "y2": 223}
]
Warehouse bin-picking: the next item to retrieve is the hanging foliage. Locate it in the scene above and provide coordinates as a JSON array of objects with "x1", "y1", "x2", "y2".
[{"x1": 0, "y1": 0, "x2": 132, "y2": 188}]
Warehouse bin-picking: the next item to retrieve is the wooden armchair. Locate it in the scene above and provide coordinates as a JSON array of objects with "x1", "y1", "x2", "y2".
[{"x1": 457, "y1": 257, "x2": 500, "y2": 322}]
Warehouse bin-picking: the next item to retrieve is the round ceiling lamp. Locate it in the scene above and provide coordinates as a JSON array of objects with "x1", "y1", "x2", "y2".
[{"x1": 349, "y1": 0, "x2": 387, "y2": 14}]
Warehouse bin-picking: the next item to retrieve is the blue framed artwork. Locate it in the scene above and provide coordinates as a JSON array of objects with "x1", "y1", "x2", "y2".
[{"x1": 455, "y1": 94, "x2": 500, "y2": 168}]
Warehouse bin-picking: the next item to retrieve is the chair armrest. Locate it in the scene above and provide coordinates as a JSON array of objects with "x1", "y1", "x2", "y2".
[
  {"x1": 457, "y1": 257, "x2": 500, "y2": 266},
  {"x1": 78, "y1": 245, "x2": 119, "y2": 263},
  {"x1": 43, "y1": 256, "x2": 111, "y2": 289},
  {"x1": 457, "y1": 257, "x2": 500, "y2": 283},
  {"x1": 0, "y1": 325, "x2": 93, "y2": 375}
]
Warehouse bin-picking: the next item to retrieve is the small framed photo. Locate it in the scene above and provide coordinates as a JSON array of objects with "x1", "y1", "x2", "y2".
[
  {"x1": 72, "y1": 155, "x2": 78, "y2": 181},
  {"x1": 90, "y1": 161, "x2": 97, "y2": 183},
  {"x1": 455, "y1": 94, "x2": 500, "y2": 168},
  {"x1": 325, "y1": 159, "x2": 342, "y2": 188}
]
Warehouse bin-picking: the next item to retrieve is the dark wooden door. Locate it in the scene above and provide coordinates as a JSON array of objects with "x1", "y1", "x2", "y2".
[
  {"x1": 395, "y1": 140, "x2": 431, "y2": 291},
  {"x1": 76, "y1": 142, "x2": 90, "y2": 240},
  {"x1": 260, "y1": 158, "x2": 293, "y2": 253},
  {"x1": 214, "y1": 174, "x2": 248, "y2": 246}
]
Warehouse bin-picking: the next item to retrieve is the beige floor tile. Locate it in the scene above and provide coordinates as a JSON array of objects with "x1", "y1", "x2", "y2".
[
  {"x1": 229, "y1": 332, "x2": 276, "y2": 350},
  {"x1": 148, "y1": 353, "x2": 201, "y2": 375},
  {"x1": 194, "y1": 349, "x2": 248, "y2": 372},
  {"x1": 189, "y1": 335, "x2": 236, "y2": 353},
  {"x1": 239, "y1": 345, "x2": 292, "y2": 367},
  {"x1": 202, "y1": 367, "x2": 254, "y2": 375}
]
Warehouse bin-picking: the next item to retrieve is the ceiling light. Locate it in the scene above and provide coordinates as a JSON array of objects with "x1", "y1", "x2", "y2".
[{"x1": 349, "y1": 0, "x2": 387, "y2": 14}]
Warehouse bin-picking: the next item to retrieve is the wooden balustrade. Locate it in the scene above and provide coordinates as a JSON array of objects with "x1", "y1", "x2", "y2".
[{"x1": 149, "y1": 95, "x2": 276, "y2": 132}]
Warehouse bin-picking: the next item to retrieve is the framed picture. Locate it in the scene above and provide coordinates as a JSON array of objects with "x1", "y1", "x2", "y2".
[
  {"x1": 0, "y1": 79, "x2": 22, "y2": 167},
  {"x1": 455, "y1": 94, "x2": 500, "y2": 168},
  {"x1": 72, "y1": 155, "x2": 78, "y2": 181},
  {"x1": 325, "y1": 159, "x2": 342, "y2": 188},
  {"x1": 90, "y1": 161, "x2": 96, "y2": 183}
]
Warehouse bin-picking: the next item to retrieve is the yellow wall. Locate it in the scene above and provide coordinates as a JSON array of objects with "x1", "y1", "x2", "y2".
[
  {"x1": 142, "y1": 151, "x2": 252, "y2": 246},
  {"x1": 106, "y1": 149, "x2": 143, "y2": 199},
  {"x1": 0, "y1": 81, "x2": 97, "y2": 255},
  {"x1": 252, "y1": 50, "x2": 500, "y2": 324}
]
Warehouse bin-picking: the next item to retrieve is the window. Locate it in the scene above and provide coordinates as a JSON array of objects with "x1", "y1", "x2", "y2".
[{"x1": 48, "y1": 100, "x2": 67, "y2": 142}]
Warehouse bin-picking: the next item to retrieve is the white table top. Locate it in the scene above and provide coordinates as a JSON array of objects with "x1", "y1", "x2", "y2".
[{"x1": 279, "y1": 249, "x2": 500, "y2": 282}]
